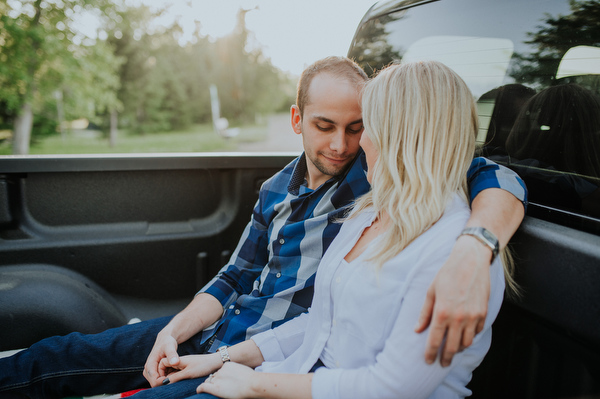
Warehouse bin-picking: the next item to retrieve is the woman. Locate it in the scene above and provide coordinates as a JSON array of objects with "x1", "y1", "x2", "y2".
[{"x1": 160, "y1": 61, "x2": 509, "y2": 399}]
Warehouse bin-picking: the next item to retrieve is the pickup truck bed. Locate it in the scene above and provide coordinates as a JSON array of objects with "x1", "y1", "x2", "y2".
[
  {"x1": 1, "y1": 153, "x2": 599, "y2": 398},
  {"x1": 3, "y1": 0, "x2": 600, "y2": 396},
  {"x1": 0, "y1": 154, "x2": 291, "y2": 344}
]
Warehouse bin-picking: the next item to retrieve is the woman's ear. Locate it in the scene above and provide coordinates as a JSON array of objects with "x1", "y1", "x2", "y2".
[{"x1": 291, "y1": 105, "x2": 302, "y2": 135}]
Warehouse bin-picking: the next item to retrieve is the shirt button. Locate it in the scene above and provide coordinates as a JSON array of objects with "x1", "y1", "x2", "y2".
[
  {"x1": 276, "y1": 272, "x2": 282, "y2": 278},
  {"x1": 332, "y1": 319, "x2": 337, "y2": 326},
  {"x1": 279, "y1": 238, "x2": 285, "y2": 244},
  {"x1": 234, "y1": 309, "x2": 240, "y2": 315},
  {"x1": 336, "y1": 361, "x2": 340, "y2": 368},
  {"x1": 336, "y1": 277, "x2": 341, "y2": 283}
]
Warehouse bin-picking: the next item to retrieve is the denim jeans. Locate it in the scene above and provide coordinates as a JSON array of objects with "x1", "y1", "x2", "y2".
[
  {"x1": 131, "y1": 376, "x2": 218, "y2": 399},
  {"x1": 0, "y1": 315, "x2": 211, "y2": 399},
  {"x1": 131, "y1": 376, "x2": 216, "y2": 399}
]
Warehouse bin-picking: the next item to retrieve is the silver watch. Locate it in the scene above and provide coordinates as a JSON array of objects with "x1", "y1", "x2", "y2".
[
  {"x1": 218, "y1": 345, "x2": 231, "y2": 363},
  {"x1": 459, "y1": 227, "x2": 499, "y2": 263}
]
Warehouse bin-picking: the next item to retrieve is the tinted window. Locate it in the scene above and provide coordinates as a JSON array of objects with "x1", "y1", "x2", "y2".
[{"x1": 349, "y1": 0, "x2": 600, "y2": 229}]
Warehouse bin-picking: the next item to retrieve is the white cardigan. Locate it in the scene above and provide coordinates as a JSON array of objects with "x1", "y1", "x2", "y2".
[{"x1": 251, "y1": 195, "x2": 505, "y2": 399}]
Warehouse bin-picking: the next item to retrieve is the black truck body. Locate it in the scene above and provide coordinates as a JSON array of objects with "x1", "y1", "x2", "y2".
[{"x1": 2, "y1": 0, "x2": 600, "y2": 397}]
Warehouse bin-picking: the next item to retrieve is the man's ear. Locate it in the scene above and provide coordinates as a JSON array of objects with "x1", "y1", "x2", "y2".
[{"x1": 291, "y1": 105, "x2": 302, "y2": 135}]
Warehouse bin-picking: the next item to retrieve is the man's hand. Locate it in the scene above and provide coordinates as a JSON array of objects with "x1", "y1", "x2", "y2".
[
  {"x1": 416, "y1": 188, "x2": 525, "y2": 366},
  {"x1": 142, "y1": 293, "x2": 225, "y2": 387},
  {"x1": 144, "y1": 330, "x2": 181, "y2": 387},
  {"x1": 415, "y1": 188, "x2": 525, "y2": 367},
  {"x1": 415, "y1": 235, "x2": 491, "y2": 367}
]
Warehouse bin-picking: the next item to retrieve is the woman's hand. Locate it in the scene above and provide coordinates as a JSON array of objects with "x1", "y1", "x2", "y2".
[
  {"x1": 159, "y1": 353, "x2": 223, "y2": 384},
  {"x1": 197, "y1": 362, "x2": 258, "y2": 399}
]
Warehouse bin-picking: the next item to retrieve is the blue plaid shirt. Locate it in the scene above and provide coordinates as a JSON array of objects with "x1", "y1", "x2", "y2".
[{"x1": 199, "y1": 151, "x2": 527, "y2": 352}]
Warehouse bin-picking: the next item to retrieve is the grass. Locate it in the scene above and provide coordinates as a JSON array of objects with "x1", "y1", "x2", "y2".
[{"x1": 0, "y1": 121, "x2": 268, "y2": 155}]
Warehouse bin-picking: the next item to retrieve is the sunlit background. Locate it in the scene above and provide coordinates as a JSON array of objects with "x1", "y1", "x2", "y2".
[
  {"x1": 133, "y1": 0, "x2": 377, "y2": 75},
  {"x1": 0, "y1": 0, "x2": 378, "y2": 155}
]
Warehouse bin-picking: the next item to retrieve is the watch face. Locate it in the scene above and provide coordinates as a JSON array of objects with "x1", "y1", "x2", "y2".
[
  {"x1": 479, "y1": 228, "x2": 499, "y2": 255},
  {"x1": 482, "y1": 229, "x2": 495, "y2": 243}
]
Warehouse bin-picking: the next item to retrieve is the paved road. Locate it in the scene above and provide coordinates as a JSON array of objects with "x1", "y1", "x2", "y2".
[{"x1": 238, "y1": 113, "x2": 303, "y2": 153}]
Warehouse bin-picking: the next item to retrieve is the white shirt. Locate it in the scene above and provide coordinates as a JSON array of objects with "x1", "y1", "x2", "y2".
[{"x1": 252, "y1": 195, "x2": 505, "y2": 399}]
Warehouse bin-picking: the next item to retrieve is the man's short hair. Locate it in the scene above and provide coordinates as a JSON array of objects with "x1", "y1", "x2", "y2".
[{"x1": 296, "y1": 56, "x2": 368, "y2": 116}]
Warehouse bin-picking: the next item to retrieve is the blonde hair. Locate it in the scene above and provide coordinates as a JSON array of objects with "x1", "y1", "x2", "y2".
[
  {"x1": 355, "y1": 60, "x2": 476, "y2": 266},
  {"x1": 355, "y1": 60, "x2": 518, "y2": 295}
]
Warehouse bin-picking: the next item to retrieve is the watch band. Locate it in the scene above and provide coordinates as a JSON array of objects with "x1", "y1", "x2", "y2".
[
  {"x1": 218, "y1": 346, "x2": 231, "y2": 363},
  {"x1": 459, "y1": 227, "x2": 499, "y2": 263}
]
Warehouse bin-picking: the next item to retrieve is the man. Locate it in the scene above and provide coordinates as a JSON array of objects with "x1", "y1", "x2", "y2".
[{"x1": 0, "y1": 57, "x2": 526, "y2": 399}]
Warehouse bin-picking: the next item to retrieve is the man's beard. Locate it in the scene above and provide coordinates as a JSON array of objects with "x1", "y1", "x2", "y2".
[{"x1": 310, "y1": 152, "x2": 352, "y2": 178}]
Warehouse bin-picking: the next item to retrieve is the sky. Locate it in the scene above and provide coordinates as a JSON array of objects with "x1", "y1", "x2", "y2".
[{"x1": 138, "y1": 0, "x2": 380, "y2": 76}]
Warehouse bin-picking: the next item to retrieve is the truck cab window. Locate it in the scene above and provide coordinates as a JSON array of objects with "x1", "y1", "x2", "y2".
[{"x1": 349, "y1": 0, "x2": 600, "y2": 228}]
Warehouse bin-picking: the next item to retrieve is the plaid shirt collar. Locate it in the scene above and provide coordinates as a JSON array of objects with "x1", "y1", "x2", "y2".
[{"x1": 288, "y1": 151, "x2": 362, "y2": 196}]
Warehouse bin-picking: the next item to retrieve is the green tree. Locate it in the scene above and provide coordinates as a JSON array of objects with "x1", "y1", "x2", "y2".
[
  {"x1": 106, "y1": 5, "x2": 292, "y2": 136},
  {"x1": 106, "y1": 4, "x2": 158, "y2": 134},
  {"x1": 141, "y1": 24, "x2": 196, "y2": 133},
  {"x1": 349, "y1": 13, "x2": 403, "y2": 77},
  {"x1": 212, "y1": 8, "x2": 294, "y2": 125},
  {"x1": 511, "y1": 0, "x2": 600, "y2": 88},
  {"x1": 0, "y1": 0, "x2": 121, "y2": 154},
  {"x1": 106, "y1": 5, "x2": 213, "y2": 135},
  {"x1": 181, "y1": 27, "x2": 215, "y2": 125}
]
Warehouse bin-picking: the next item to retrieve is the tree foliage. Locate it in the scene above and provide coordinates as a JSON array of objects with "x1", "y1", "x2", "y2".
[
  {"x1": 349, "y1": 13, "x2": 403, "y2": 77},
  {"x1": 0, "y1": 0, "x2": 122, "y2": 153},
  {"x1": 0, "y1": 1, "x2": 296, "y2": 152},
  {"x1": 209, "y1": 9, "x2": 293, "y2": 124},
  {"x1": 106, "y1": 6, "x2": 294, "y2": 135},
  {"x1": 510, "y1": 0, "x2": 600, "y2": 88}
]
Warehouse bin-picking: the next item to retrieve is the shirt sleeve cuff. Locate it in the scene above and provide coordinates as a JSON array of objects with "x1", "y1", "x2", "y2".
[
  {"x1": 469, "y1": 158, "x2": 528, "y2": 208},
  {"x1": 251, "y1": 330, "x2": 286, "y2": 363},
  {"x1": 197, "y1": 279, "x2": 238, "y2": 308}
]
